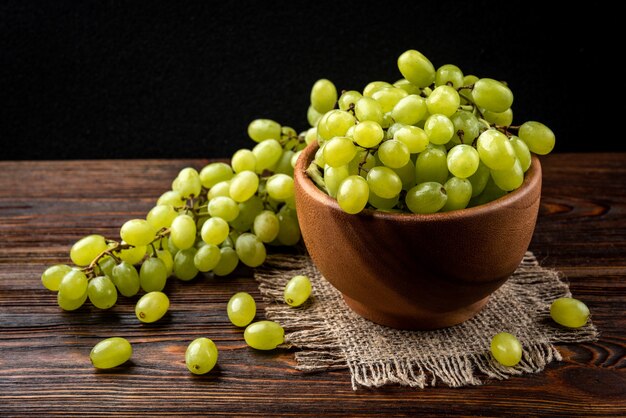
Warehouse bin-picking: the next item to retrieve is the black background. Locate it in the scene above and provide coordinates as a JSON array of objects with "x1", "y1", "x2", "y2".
[{"x1": 1, "y1": 1, "x2": 621, "y2": 159}]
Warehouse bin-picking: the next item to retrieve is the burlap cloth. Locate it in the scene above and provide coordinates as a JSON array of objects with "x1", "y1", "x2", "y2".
[{"x1": 254, "y1": 252, "x2": 598, "y2": 390}]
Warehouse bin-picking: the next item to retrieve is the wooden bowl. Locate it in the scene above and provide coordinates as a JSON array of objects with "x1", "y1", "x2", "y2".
[{"x1": 294, "y1": 141, "x2": 542, "y2": 330}]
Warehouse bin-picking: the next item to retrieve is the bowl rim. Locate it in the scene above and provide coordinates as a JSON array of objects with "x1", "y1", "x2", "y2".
[{"x1": 294, "y1": 140, "x2": 542, "y2": 222}]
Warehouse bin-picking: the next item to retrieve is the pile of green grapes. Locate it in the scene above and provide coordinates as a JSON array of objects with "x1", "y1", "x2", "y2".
[
  {"x1": 41, "y1": 48, "x2": 587, "y2": 374},
  {"x1": 304, "y1": 49, "x2": 556, "y2": 214}
]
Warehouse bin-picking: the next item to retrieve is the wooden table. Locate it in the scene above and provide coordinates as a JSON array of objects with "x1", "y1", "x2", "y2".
[{"x1": 1, "y1": 155, "x2": 625, "y2": 416}]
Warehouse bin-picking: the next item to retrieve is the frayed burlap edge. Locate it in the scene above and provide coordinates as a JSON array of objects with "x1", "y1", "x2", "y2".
[{"x1": 254, "y1": 253, "x2": 598, "y2": 390}]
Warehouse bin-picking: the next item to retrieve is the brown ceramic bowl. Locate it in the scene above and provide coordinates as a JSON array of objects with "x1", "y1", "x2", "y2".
[{"x1": 294, "y1": 141, "x2": 542, "y2": 330}]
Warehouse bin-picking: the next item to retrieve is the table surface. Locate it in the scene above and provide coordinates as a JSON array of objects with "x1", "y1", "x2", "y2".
[{"x1": 1, "y1": 154, "x2": 625, "y2": 416}]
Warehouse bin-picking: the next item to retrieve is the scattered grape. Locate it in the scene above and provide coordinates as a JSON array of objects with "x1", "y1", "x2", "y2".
[
  {"x1": 135, "y1": 291, "x2": 169, "y2": 323},
  {"x1": 244, "y1": 321, "x2": 285, "y2": 350},
  {"x1": 90, "y1": 337, "x2": 132, "y2": 369},
  {"x1": 227, "y1": 292, "x2": 256, "y2": 327},
  {"x1": 284, "y1": 275, "x2": 312, "y2": 307},
  {"x1": 490, "y1": 332, "x2": 522, "y2": 367},
  {"x1": 185, "y1": 338, "x2": 218, "y2": 375},
  {"x1": 550, "y1": 297, "x2": 590, "y2": 328}
]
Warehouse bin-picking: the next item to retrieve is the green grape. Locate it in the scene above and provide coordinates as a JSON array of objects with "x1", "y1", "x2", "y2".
[
  {"x1": 41, "y1": 264, "x2": 72, "y2": 291},
  {"x1": 135, "y1": 291, "x2": 169, "y2": 323},
  {"x1": 157, "y1": 190, "x2": 185, "y2": 207},
  {"x1": 483, "y1": 108, "x2": 513, "y2": 126},
  {"x1": 354, "y1": 97, "x2": 383, "y2": 124},
  {"x1": 490, "y1": 332, "x2": 522, "y2": 367},
  {"x1": 337, "y1": 175, "x2": 369, "y2": 214},
  {"x1": 174, "y1": 248, "x2": 199, "y2": 281},
  {"x1": 147, "y1": 205, "x2": 178, "y2": 230},
  {"x1": 391, "y1": 159, "x2": 416, "y2": 190},
  {"x1": 244, "y1": 320, "x2": 284, "y2": 350},
  {"x1": 57, "y1": 287, "x2": 87, "y2": 311},
  {"x1": 304, "y1": 128, "x2": 318, "y2": 146},
  {"x1": 90, "y1": 337, "x2": 132, "y2": 369},
  {"x1": 391, "y1": 94, "x2": 428, "y2": 125},
  {"x1": 95, "y1": 255, "x2": 116, "y2": 278},
  {"x1": 231, "y1": 149, "x2": 257, "y2": 173},
  {"x1": 393, "y1": 78, "x2": 421, "y2": 95},
  {"x1": 230, "y1": 195, "x2": 264, "y2": 232},
  {"x1": 476, "y1": 129, "x2": 516, "y2": 170},
  {"x1": 199, "y1": 162, "x2": 234, "y2": 189},
  {"x1": 229, "y1": 170, "x2": 259, "y2": 203},
  {"x1": 235, "y1": 233, "x2": 266, "y2": 268},
  {"x1": 310, "y1": 79, "x2": 337, "y2": 114},
  {"x1": 353, "y1": 120, "x2": 384, "y2": 148},
  {"x1": 307, "y1": 105, "x2": 323, "y2": 127},
  {"x1": 368, "y1": 190, "x2": 400, "y2": 210},
  {"x1": 323, "y1": 136, "x2": 357, "y2": 168},
  {"x1": 550, "y1": 297, "x2": 590, "y2": 328},
  {"x1": 120, "y1": 219, "x2": 156, "y2": 247},
  {"x1": 472, "y1": 78, "x2": 514, "y2": 113},
  {"x1": 442, "y1": 177, "x2": 472, "y2": 212},
  {"x1": 313, "y1": 144, "x2": 326, "y2": 166},
  {"x1": 201, "y1": 216, "x2": 230, "y2": 245},
  {"x1": 70, "y1": 234, "x2": 108, "y2": 267},
  {"x1": 290, "y1": 150, "x2": 302, "y2": 169},
  {"x1": 462, "y1": 74, "x2": 479, "y2": 86},
  {"x1": 363, "y1": 81, "x2": 392, "y2": 97},
  {"x1": 378, "y1": 139, "x2": 410, "y2": 169},
  {"x1": 366, "y1": 166, "x2": 403, "y2": 199},
  {"x1": 170, "y1": 214, "x2": 196, "y2": 250},
  {"x1": 253, "y1": 211, "x2": 280, "y2": 243},
  {"x1": 371, "y1": 87, "x2": 408, "y2": 113},
  {"x1": 468, "y1": 176, "x2": 507, "y2": 207},
  {"x1": 491, "y1": 158, "x2": 524, "y2": 191},
  {"x1": 266, "y1": 174, "x2": 294, "y2": 201},
  {"x1": 207, "y1": 180, "x2": 231, "y2": 200},
  {"x1": 227, "y1": 292, "x2": 256, "y2": 327},
  {"x1": 338, "y1": 90, "x2": 362, "y2": 111},
  {"x1": 510, "y1": 136, "x2": 532, "y2": 172},
  {"x1": 450, "y1": 110, "x2": 480, "y2": 144},
  {"x1": 185, "y1": 338, "x2": 218, "y2": 375},
  {"x1": 284, "y1": 275, "x2": 312, "y2": 307},
  {"x1": 111, "y1": 261, "x2": 140, "y2": 297},
  {"x1": 87, "y1": 276, "x2": 117, "y2": 309},
  {"x1": 252, "y1": 139, "x2": 283, "y2": 172},
  {"x1": 58, "y1": 269, "x2": 88, "y2": 301},
  {"x1": 276, "y1": 206, "x2": 301, "y2": 245},
  {"x1": 139, "y1": 257, "x2": 167, "y2": 292},
  {"x1": 415, "y1": 147, "x2": 449, "y2": 184},
  {"x1": 174, "y1": 167, "x2": 202, "y2": 198},
  {"x1": 194, "y1": 243, "x2": 221, "y2": 272},
  {"x1": 393, "y1": 126, "x2": 429, "y2": 154},
  {"x1": 324, "y1": 165, "x2": 350, "y2": 198},
  {"x1": 116, "y1": 242, "x2": 147, "y2": 265},
  {"x1": 468, "y1": 161, "x2": 491, "y2": 197},
  {"x1": 273, "y1": 149, "x2": 295, "y2": 176},
  {"x1": 208, "y1": 196, "x2": 240, "y2": 222},
  {"x1": 213, "y1": 247, "x2": 239, "y2": 276},
  {"x1": 426, "y1": 85, "x2": 461, "y2": 117},
  {"x1": 247, "y1": 119, "x2": 281, "y2": 143},
  {"x1": 447, "y1": 144, "x2": 480, "y2": 178},
  {"x1": 397, "y1": 49, "x2": 435, "y2": 88},
  {"x1": 406, "y1": 182, "x2": 447, "y2": 214},
  {"x1": 155, "y1": 249, "x2": 174, "y2": 277},
  {"x1": 435, "y1": 64, "x2": 464, "y2": 88},
  {"x1": 424, "y1": 114, "x2": 455, "y2": 145},
  {"x1": 518, "y1": 121, "x2": 555, "y2": 155},
  {"x1": 317, "y1": 109, "x2": 356, "y2": 140}
]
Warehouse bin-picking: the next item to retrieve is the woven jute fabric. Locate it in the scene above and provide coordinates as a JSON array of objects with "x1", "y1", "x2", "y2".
[{"x1": 254, "y1": 252, "x2": 598, "y2": 390}]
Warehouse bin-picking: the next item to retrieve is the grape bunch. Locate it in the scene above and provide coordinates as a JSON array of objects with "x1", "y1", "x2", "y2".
[{"x1": 304, "y1": 49, "x2": 556, "y2": 214}]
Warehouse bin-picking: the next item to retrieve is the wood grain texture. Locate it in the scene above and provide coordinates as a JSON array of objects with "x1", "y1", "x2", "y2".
[{"x1": 1, "y1": 155, "x2": 625, "y2": 417}]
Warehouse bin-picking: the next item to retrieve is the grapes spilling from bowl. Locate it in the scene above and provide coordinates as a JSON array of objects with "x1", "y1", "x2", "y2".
[{"x1": 304, "y1": 49, "x2": 555, "y2": 214}]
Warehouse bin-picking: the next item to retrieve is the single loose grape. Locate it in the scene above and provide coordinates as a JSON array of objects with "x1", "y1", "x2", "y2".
[
  {"x1": 70, "y1": 234, "x2": 108, "y2": 266},
  {"x1": 227, "y1": 292, "x2": 256, "y2": 327},
  {"x1": 244, "y1": 321, "x2": 284, "y2": 350},
  {"x1": 185, "y1": 337, "x2": 218, "y2": 375},
  {"x1": 41, "y1": 264, "x2": 72, "y2": 291},
  {"x1": 90, "y1": 337, "x2": 132, "y2": 369},
  {"x1": 550, "y1": 297, "x2": 590, "y2": 328},
  {"x1": 135, "y1": 291, "x2": 169, "y2": 323},
  {"x1": 284, "y1": 275, "x2": 312, "y2": 307},
  {"x1": 490, "y1": 332, "x2": 522, "y2": 367}
]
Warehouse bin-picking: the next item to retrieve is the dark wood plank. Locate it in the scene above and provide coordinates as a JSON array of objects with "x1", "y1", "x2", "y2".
[{"x1": 1, "y1": 156, "x2": 625, "y2": 416}]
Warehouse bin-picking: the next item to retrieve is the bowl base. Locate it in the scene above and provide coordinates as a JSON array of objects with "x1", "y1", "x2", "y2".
[{"x1": 341, "y1": 294, "x2": 490, "y2": 330}]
